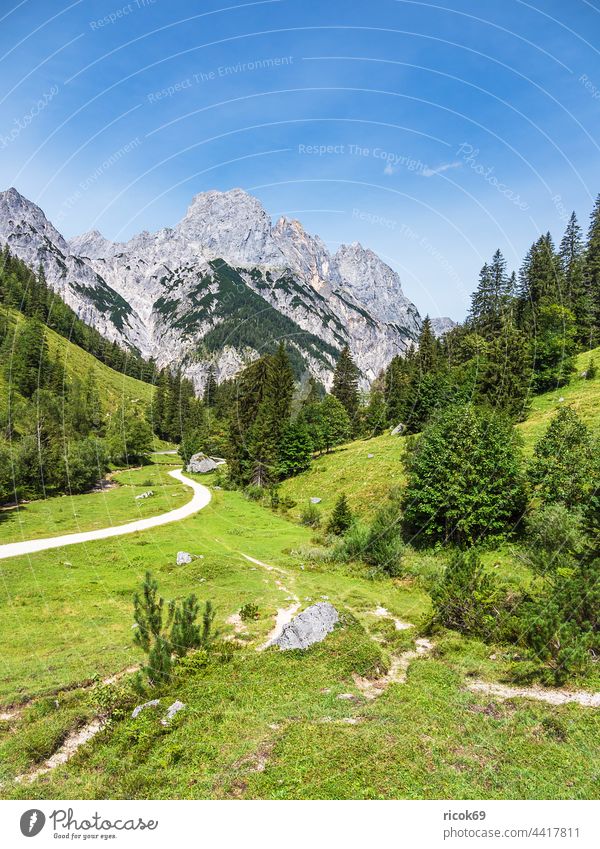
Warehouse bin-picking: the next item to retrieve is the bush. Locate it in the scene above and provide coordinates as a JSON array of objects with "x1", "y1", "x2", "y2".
[
  {"x1": 402, "y1": 405, "x2": 526, "y2": 546},
  {"x1": 430, "y1": 550, "x2": 500, "y2": 639},
  {"x1": 335, "y1": 496, "x2": 404, "y2": 576},
  {"x1": 335, "y1": 522, "x2": 371, "y2": 560},
  {"x1": 517, "y1": 537, "x2": 600, "y2": 683},
  {"x1": 522, "y1": 504, "x2": 587, "y2": 576},
  {"x1": 528, "y1": 406, "x2": 596, "y2": 510},
  {"x1": 361, "y1": 501, "x2": 404, "y2": 575},
  {"x1": 132, "y1": 572, "x2": 216, "y2": 689},
  {"x1": 239, "y1": 602, "x2": 260, "y2": 621},
  {"x1": 301, "y1": 502, "x2": 321, "y2": 527},
  {"x1": 244, "y1": 485, "x2": 264, "y2": 502}
]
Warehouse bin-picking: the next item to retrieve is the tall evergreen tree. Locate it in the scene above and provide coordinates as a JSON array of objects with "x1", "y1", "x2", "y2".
[
  {"x1": 518, "y1": 233, "x2": 564, "y2": 321},
  {"x1": 468, "y1": 251, "x2": 512, "y2": 339},
  {"x1": 203, "y1": 365, "x2": 218, "y2": 407},
  {"x1": 332, "y1": 344, "x2": 360, "y2": 425},
  {"x1": 415, "y1": 316, "x2": 439, "y2": 374},
  {"x1": 584, "y1": 194, "x2": 600, "y2": 342},
  {"x1": 560, "y1": 212, "x2": 592, "y2": 345}
]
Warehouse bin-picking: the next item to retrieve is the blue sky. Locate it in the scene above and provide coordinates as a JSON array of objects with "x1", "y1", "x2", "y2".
[{"x1": 1, "y1": 0, "x2": 600, "y2": 319}]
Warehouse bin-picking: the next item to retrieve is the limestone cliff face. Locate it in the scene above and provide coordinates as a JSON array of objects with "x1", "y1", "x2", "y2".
[{"x1": 1, "y1": 187, "x2": 426, "y2": 390}]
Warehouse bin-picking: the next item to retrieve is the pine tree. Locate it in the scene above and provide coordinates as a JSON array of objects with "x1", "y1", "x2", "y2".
[
  {"x1": 584, "y1": 194, "x2": 600, "y2": 343},
  {"x1": 468, "y1": 251, "x2": 512, "y2": 339},
  {"x1": 203, "y1": 366, "x2": 218, "y2": 407},
  {"x1": 478, "y1": 318, "x2": 532, "y2": 419},
  {"x1": 560, "y1": 212, "x2": 592, "y2": 345},
  {"x1": 518, "y1": 233, "x2": 564, "y2": 323},
  {"x1": 8, "y1": 317, "x2": 51, "y2": 398},
  {"x1": 415, "y1": 316, "x2": 439, "y2": 373},
  {"x1": 332, "y1": 345, "x2": 360, "y2": 425},
  {"x1": 226, "y1": 356, "x2": 271, "y2": 485},
  {"x1": 384, "y1": 353, "x2": 412, "y2": 427},
  {"x1": 327, "y1": 493, "x2": 354, "y2": 535},
  {"x1": 364, "y1": 387, "x2": 387, "y2": 436},
  {"x1": 278, "y1": 419, "x2": 313, "y2": 478}
]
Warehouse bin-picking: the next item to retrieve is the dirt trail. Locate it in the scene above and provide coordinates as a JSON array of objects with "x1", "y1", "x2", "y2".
[
  {"x1": 258, "y1": 603, "x2": 301, "y2": 651},
  {"x1": 10, "y1": 719, "x2": 103, "y2": 786},
  {"x1": 353, "y1": 638, "x2": 433, "y2": 699},
  {"x1": 238, "y1": 552, "x2": 301, "y2": 651},
  {"x1": 467, "y1": 680, "x2": 600, "y2": 708},
  {"x1": 372, "y1": 606, "x2": 413, "y2": 631}
]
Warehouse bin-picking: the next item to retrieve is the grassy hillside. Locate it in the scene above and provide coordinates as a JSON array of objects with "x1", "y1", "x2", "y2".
[
  {"x1": 518, "y1": 344, "x2": 600, "y2": 450},
  {"x1": 279, "y1": 344, "x2": 600, "y2": 526},
  {"x1": 279, "y1": 432, "x2": 406, "y2": 523},
  {"x1": 0, "y1": 464, "x2": 188, "y2": 544},
  {"x1": 0, "y1": 308, "x2": 153, "y2": 412},
  {"x1": 0, "y1": 476, "x2": 598, "y2": 799}
]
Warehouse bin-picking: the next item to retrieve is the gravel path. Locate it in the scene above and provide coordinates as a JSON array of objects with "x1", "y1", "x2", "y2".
[{"x1": 0, "y1": 469, "x2": 211, "y2": 561}]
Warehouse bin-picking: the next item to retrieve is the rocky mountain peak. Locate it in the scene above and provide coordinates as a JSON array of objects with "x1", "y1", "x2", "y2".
[
  {"x1": 0, "y1": 187, "x2": 69, "y2": 255},
  {"x1": 177, "y1": 187, "x2": 281, "y2": 266},
  {"x1": 334, "y1": 242, "x2": 418, "y2": 327}
]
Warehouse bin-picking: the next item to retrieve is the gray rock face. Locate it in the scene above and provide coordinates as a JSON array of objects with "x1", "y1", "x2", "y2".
[
  {"x1": 0, "y1": 188, "x2": 148, "y2": 349},
  {"x1": 390, "y1": 423, "x2": 405, "y2": 436},
  {"x1": 430, "y1": 316, "x2": 457, "y2": 338},
  {"x1": 335, "y1": 242, "x2": 420, "y2": 330},
  {"x1": 176, "y1": 551, "x2": 193, "y2": 565},
  {"x1": 0, "y1": 187, "x2": 423, "y2": 390},
  {"x1": 187, "y1": 453, "x2": 219, "y2": 474},
  {"x1": 131, "y1": 699, "x2": 160, "y2": 719},
  {"x1": 274, "y1": 602, "x2": 339, "y2": 651}
]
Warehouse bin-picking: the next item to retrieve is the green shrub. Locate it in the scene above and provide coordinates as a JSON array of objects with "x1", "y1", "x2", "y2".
[
  {"x1": 430, "y1": 550, "x2": 500, "y2": 639},
  {"x1": 402, "y1": 405, "x2": 526, "y2": 546},
  {"x1": 528, "y1": 406, "x2": 596, "y2": 510},
  {"x1": 244, "y1": 485, "x2": 264, "y2": 502},
  {"x1": 239, "y1": 602, "x2": 260, "y2": 621},
  {"x1": 132, "y1": 571, "x2": 216, "y2": 689},
  {"x1": 301, "y1": 502, "x2": 321, "y2": 527},
  {"x1": 334, "y1": 522, "x2": 370, "y2": 561}
]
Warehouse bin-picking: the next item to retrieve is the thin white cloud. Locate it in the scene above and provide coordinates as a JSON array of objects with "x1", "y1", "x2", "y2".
[{"x1": 421, "y1": 161, "x2": 461, "y2": 178}]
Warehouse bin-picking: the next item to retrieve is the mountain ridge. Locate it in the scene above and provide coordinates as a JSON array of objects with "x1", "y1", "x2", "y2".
[{"x1": 0, "y1": 186, "x2": 451, "y2": 390}]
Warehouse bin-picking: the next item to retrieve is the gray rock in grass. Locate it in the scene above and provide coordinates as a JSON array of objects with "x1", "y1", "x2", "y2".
[
  {"x1": 274, "y1": 602, "x2": 339, "y2": 651},
  {"x1": 176, "y1": 551, "x2": 193, "y2": 565},
  {"x1": 132, "y1": 699, "x2": 160, "y2": 719}
]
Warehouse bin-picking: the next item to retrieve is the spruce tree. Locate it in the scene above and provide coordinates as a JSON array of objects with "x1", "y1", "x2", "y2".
[
  {"x1": 560, "y1": 212, "x2": 592, "y2": 346},
  {"x1": 364, "y1": 387, "x2": 387, "y2": 436},
  {"x1": 203, "y1": 366, "x2": 218, "y2": 407},
  {"x1": 517, "y1": 233, "x2": 564, "y2": 322},
  {"x1": 584, "y1": 194, "x2": 600, "y2": 342},
  {"x1": 468, "y1": 251, "x2": 512, "y2": 339},
  {"x1": 478, "y1": 318, "x2": 532, "y2": 419},
  {"x1": 327, "y1": 493, "x2": 354, "y2": 535},
  {"x1": 415, "y1": 316, "x2": 439, "y2": 373},
  {"x1": 332, "y1": 344, "x2": 360, "y2": 425},
  {"x1": 278, "y1": 419, "x2": 313, "y2": 478}
]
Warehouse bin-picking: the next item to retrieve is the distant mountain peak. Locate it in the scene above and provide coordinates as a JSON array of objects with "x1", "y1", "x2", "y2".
[{"x1": 1, "y1": 185, "x2": 423, "y2": 390}]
